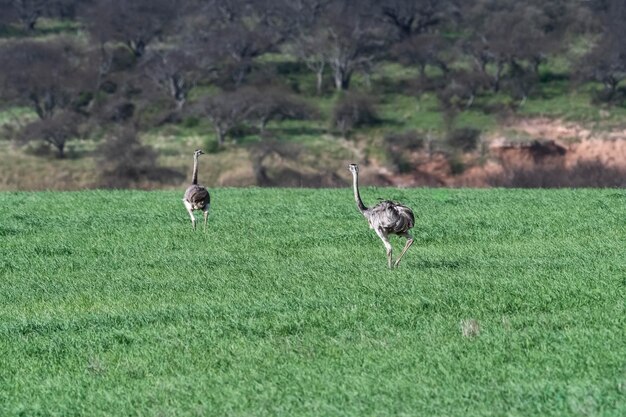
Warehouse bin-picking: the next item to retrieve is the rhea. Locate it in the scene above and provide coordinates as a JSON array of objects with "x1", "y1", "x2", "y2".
[
  {"x1": 183, "y1": 149, "x2": 211, "y2": 231},
  {"x1": 348, "y1": 163, "x2": 415, "y2": 268}
]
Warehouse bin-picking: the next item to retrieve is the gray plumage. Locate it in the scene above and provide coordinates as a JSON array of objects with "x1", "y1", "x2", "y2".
[
  {"x1": 183, "y1": 149, "x2": 210, "y2": 230},
  {"x1": 349, "y1": 163, "x2": 415, "y2": 268}
]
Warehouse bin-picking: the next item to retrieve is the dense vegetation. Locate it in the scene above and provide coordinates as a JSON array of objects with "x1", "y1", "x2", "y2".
[
  {"x1": 0, "y1": 188, "x2": 625, "y2": 415},
  {"x1": 1, "y1": 0, "x2": 626, "y2": 189}
]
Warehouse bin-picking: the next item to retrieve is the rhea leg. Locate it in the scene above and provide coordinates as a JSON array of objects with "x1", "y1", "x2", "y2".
[
  {"x1": 202, "y1": 206, "x2": 209, "y2": 232},
  {"x1": 375, "y1": 228, "x2": 393, "y2": 268},
  {"x1": 183, "y1": 200, "x2": 196, "y2": 230},
  {"x1": 394, "y1": 232, "x2": 414, "y2": 268}
]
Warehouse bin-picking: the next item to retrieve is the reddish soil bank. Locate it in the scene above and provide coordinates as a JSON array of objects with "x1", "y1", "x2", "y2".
[{"x1": 383, "y1": 118, "x2": 626, "y2": 187}]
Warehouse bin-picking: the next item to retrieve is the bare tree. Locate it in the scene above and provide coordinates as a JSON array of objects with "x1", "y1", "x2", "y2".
[
  {"x1": 332, "y1": 92, "x2": 380, "y2": 136},
  {"x1": 181, "y1": 0, "x2": 281, "y2": 88},
  {"x1": 194, "y1": 90, "x2": 256, "y2": 146},
  {"x1": 249, "y1": 138, "x2": 302, "y2": 186},
  {"x1": 18, "y1": 111, "x2": 83, "y2": 158},
  {"x1": 282, "y1": 0, "x2": 388, "y2": 92},
  {"x1": 277, "y1": 0, "x2": 330, "y2": 94},
  {"x1": 98, "y1": 127, "x2": 183, "y2": 188},
  {"x1": 321, "y1": 2, "x2": 387, "y2": 91},
  {"x1": 80, "y1": 0, "x2": 180, "y2": 58},
  {"x1": 284, "y1": 34, "x2": 327, "y2": 95},
  {"x1": 461, "y1": 0, "x2": 563, "y2": 93},
  {"x1": 141, "y1": 48, "x2": 207, "y2": 112},
  {"x1": 213, "y1": 24, "x2": 277, "y2": 87},
  {"x1": 436, "y1": 68, "x2": 490, "y2": 112},
  {"x1": 380, "y1": 0, "x2": 458, "y2": 40},
  {"x1": 579, "y1": 0, "x2": 626, "y2": 102},
  {"x1": 0, "y1": 38, "x2": 94, "y2": 156},
  {"x1": 247, "y1": 86, "x2": 317, "y2": 132},
  {"x1": 0, "y1": 0, "x2": 47, "y2": 31},
  {"x1": 391, "y1": 33, "x2": 450, "y2": 78}
]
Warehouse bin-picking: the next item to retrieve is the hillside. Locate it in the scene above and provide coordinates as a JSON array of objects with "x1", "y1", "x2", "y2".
[{"x1": 1, "y1": 1, "x2": 626, "y2": 189}]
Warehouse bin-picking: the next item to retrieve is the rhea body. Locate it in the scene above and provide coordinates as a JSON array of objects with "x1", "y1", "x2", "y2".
[
  {"x1": 183, "y1": 149, "x2": 211, "y2": 230},
  {"x1": 349, "y1": 163, "x2": 415, "y2": 268}
]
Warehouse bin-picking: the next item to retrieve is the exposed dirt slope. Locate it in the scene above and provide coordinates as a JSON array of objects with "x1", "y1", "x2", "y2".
[{"x1": 382, "y1": 118, "x2": 626, "y2": 188}]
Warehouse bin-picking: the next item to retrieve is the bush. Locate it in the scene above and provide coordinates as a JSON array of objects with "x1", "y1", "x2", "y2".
[
  {"x1": 384, "y1": 130, "x2": 425, "y2": 173},
  {"x1": 331, "y1": 92, "x2": 380, "y2": 136},
  {"x1": 487, "y1": 159, "x2": 626, "y2": 188},
  {"x1": 182, "y1": 116, "x2": 200, "y2": 129},
  {"x1": 445, "y1": 128, "x2": 481, "y2": 152},
  {"x1": 448, "y1": 153, "x2": 466, "y2": 175},
  {"x1": 203, "y1": 137, "x2": 221, "y2": 154},
  {"x1": 17, "y1": 111, "x2": 83, "y2": 158},
  {"x1": 98, "y1": 128, "x2": 183, "y2": 188},
  {"x1": 385, "y1": 130, "x2": 424, "y2": 151}
]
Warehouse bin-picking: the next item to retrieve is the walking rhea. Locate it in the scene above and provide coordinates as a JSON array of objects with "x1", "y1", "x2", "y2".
[
  {"x1": 183, "y1": 149, "x2": 211, "y2": 231},
  {"x1": 348, "y1": 163, "x2": 415, "y2": 268}
]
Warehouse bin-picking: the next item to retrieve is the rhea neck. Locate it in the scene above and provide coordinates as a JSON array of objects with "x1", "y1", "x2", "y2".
[
  {"x1": 351, "y1": 170, "x2": 367, "y2": 213},
  {"x1": 191, "y1": 154, "x2": 199, "y2": 185}
]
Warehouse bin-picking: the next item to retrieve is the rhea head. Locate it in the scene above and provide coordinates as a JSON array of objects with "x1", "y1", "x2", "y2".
[
  {"x1": 348, "y1": 163, "x2": 359, "y2": 174},
  {"x1": 194, "y1": 149, "x2": 205, "y2": 158}
]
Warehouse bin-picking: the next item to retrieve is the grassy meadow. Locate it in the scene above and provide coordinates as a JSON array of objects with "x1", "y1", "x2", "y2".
[{"x1": 0, "y1": 188, "x2": 625, "y2": 416}]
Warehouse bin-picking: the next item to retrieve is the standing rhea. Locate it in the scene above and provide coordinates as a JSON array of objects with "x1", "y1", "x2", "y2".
[
  {"x1": 348, "y1": 163, "x2": 415, "y2": 268},
  {"x1": 183, "y1": 149, "x2": 211, "y2": 231}
]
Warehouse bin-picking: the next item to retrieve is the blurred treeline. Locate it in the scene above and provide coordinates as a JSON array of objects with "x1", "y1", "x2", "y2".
[{"x1": 0, "y1": 0, "x2": 624, "y2": 187}]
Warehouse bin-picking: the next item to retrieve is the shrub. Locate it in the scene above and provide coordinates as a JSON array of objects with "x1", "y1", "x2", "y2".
[
  {"x1": 331, "y1": 92, "x2": 380, "y2": 136},
  {"x1": 17, "y1": 111, "x2": 83, "y2": 158},
  {"x1": 445, "y1": 128, "x2": 481, "y2": 152},
  {"x1": 448, "y1": 153, "x2": 466, "y2": 175},
  {"x1": 203, "y1": 137, "x2": 221, "y2": 154},
  {"x1": 384, "y1": 130, "x2": 425, "y2": 173},
  {"x1": 98, "y1": 128, "x2": 183, "y2": 188},
  {"x1": 487, "y1": 159, "x2": 626, "y2": 188}
]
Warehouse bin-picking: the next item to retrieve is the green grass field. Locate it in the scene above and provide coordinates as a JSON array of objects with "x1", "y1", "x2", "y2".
[{"x1": 1, "y1": 188, "x2": 625, "y2": 416}]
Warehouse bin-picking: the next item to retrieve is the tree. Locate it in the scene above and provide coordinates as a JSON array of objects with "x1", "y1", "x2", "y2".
[
  {"x1": 284, "y1": 33, "x2": 327, "y2": 95},
  {"x1": 0, "y1": 0, "x2": 47, "y2": 31},
  {"x1": 391, "y1": 33, "x2": 450, "y2": 78},
  {"x1": 80, "y1": 0, "x2": 180, "y2": 58},
  {"x1": 248, "y1": 138, "x2": 302, "y2": 186},
  {"x1": 461, "y1": 0, "x2": 566, "y2": 93},
  {"x1": 0, "y1": 38, "x2": 94, "y2": 157},
  {"x1": 579, "y1": 0, "x2": 626, "y2": 102},
  {"x1": 318, "y1": 1, "x2": 387, "y2": 91},
  {"x1": 277, "y1": 0, "x2": 330, "y2": 94},
  {"x1": 212, "y1": 24, "x2": 277, "y2": 87},
  {"x1": 246, "y1": 86, "x2": 317, "y2": 132},
  {"x1": 98, "y1": 127, "x2": 183, "y2": 188},
  {"x1": 331, "y1": 92, "x2": 380, "y2": 136},
  {"x1": 436, "y1": 69, "x2": 490, "y2": 112},
  {"x1": 179, "y1": 0, "x2": 281, "y2": 88},
  {"x1": 194, "y1": 90, "x2": 256, "y2": 146},
  {"x1": 379, "y1": 0, "x2": 458, "y2": 40},
  {"x1": 141, "y1": 48, "x2": 207, "y2": 112},
  {"x1": 18, "y1": 111, "x2": 83, "y2": 158}
]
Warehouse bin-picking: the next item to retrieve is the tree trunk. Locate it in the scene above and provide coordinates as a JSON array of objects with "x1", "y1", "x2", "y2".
[
  {"x1": 419, "y1": 64, "x2": 427, "y2": 79},
  {"x1": 333, "y1": 67, "x2": 351, "y2": 91},
  {"x1": 128, "y1": 40, "x2": 146, "y2": 58},
  {"x1": 604, "y1": 78, "x2": 618, "y2": 101},
  {"x1": 493, "y1": 61, "x2": 505, "y2": 93},
  {"x1": 215, "y1": 126, "x2": 226, "y2": 146},
  {"x1": 259, "y1": 117, "x2": 269, "y2": 134},
  {"x1": 26, "y1": 18, "x2": 37, "y2": 31},
  {"x1": 170, "y1": 75, "x2": 186, "y2": 111},
  {"x1": 54, "y1": 142, "x2": 65, "y2": 158},
  {"x1": 316, "y1": 67, "x2": 324, "y2": 95}
]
